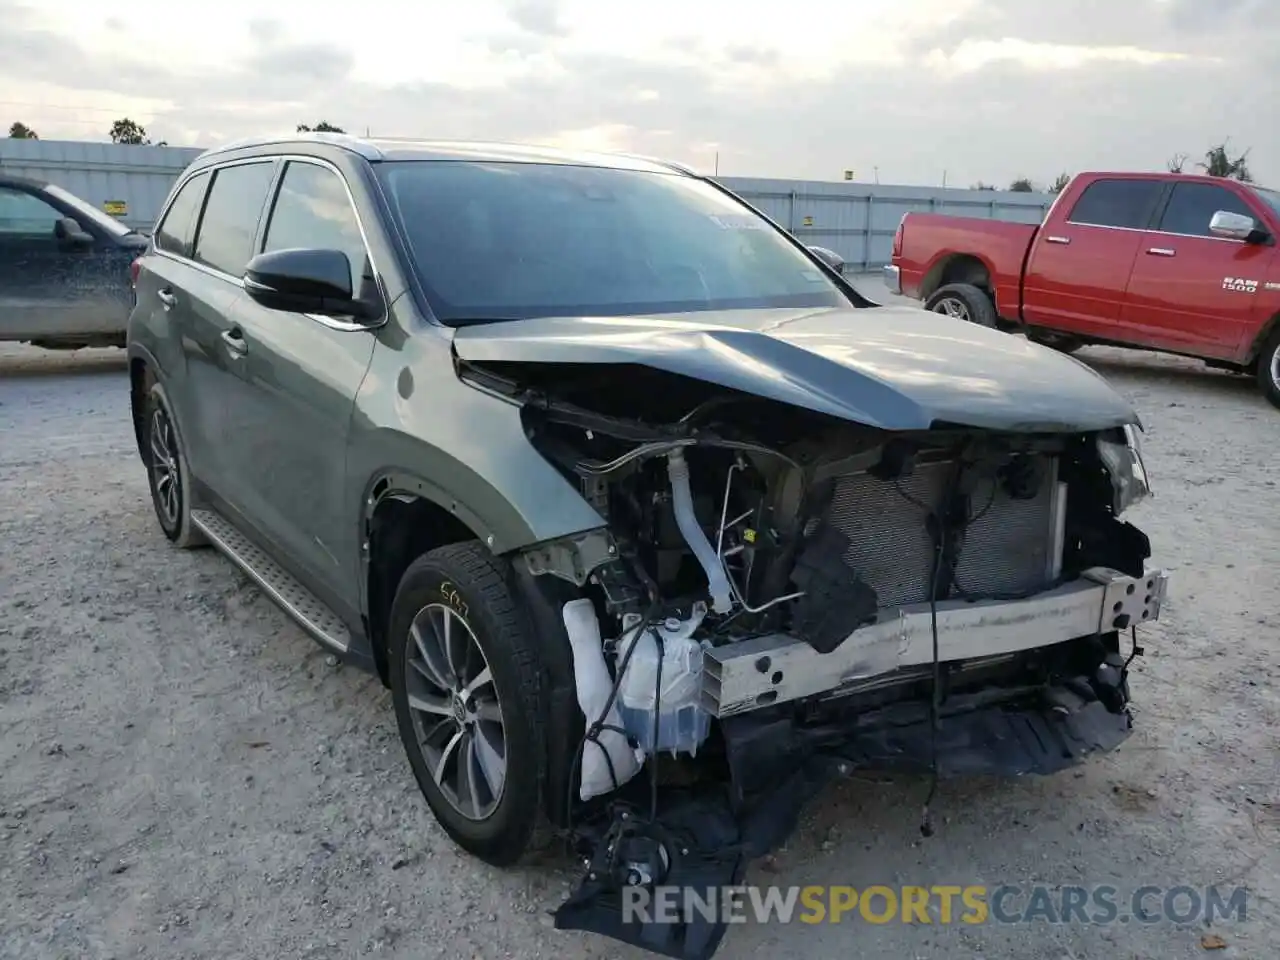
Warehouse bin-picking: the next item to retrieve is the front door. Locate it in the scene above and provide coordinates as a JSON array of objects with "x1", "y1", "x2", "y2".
[
  {"x1": 220, "y1": 158, "x2": 378, "y2": 611},
  {"x1": 1121, "y1": 180, "x2": 1279, "y2": 359},
  {"x1": 1021, "y1": 177, "x2": 1163, "y2": 339}
]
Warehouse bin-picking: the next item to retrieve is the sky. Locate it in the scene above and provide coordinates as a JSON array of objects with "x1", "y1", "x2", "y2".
[{"x1": 1, "y1": 0, "x2": 1277, "y2": 188}]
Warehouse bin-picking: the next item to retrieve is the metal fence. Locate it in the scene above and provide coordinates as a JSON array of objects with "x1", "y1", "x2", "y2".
[
  {"x1": 718, "y1": 176, "x2": 1054, "y2": 270},
  {"x1": 0, "y1": 139, "x2": 202, "y2": 231},
  {"x1": 0, "y1": 140, "x2": 1055, "y2": 260}
]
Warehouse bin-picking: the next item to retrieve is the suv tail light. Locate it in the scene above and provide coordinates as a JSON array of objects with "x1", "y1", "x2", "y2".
[
  {"x1": 129, "y1": 257, "x2": 142, "y2": 287},
  {"x1": 892, "y1": 216, "x2": 905, "y2": 259}
]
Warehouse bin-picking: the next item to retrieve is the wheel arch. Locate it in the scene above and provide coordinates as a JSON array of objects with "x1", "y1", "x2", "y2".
[
  {"x1": 128, "y1": 344, "x2": 162, "y2": 462},
  {"x1": 1243, "y1": 310, "x2": 1280, "y2": 367},
  {"x1": 361, "y1": 473, "x2": 485, "y2": 685},
  {"x1": 920, "y1": 253, "x2": 994, "y2": 301}
]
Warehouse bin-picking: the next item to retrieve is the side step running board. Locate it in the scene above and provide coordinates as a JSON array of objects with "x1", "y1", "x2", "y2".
[{"x1": 191, "y1": 509, "x2": 351, "y2": 654}]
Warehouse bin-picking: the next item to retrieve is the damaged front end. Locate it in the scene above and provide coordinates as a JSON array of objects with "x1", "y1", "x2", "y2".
[{"x1": 468, "y1": 360, "x2": 1168, "y2": 960}]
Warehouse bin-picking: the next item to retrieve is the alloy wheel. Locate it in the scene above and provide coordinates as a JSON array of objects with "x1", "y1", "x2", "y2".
[
  {"x1": 149, "y1": 406, "x2": 181, "y2": 528},
  {"x1": 1271, "y1": 346, "x2": 1280, "y2": 391},
  {"x1": 933, "y1": 296, "x2": 970, "y2": 321},
  {"x1": 405, "y1": 603, "x2": 507, "y2": 821}
]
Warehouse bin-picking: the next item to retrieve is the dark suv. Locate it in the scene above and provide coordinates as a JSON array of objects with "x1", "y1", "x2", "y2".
[{"x1": 128, "y1": 133, "x2": 1168, "y2": 959}]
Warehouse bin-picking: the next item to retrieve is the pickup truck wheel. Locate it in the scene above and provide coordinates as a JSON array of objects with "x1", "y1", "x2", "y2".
[
  {"x1": 1030, "y1": 331, "x2": 1085, "y2": 354},
  {"x1": 388, "y1": 542, "x2": 548, "y2": 867},
  {"x1": 925, "y1": 282, "x2": 998, "y2": 329},
  {"x1": 1257, "y1": 326, "x2": 1280, "y2": 410}
]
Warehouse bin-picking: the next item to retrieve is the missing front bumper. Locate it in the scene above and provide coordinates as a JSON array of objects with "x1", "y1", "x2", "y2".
[
  {"x1": 702, "y1": 567, "x2": 1169, "y2": 717},
  {"x1": 555, "y1": 680, "x2": 1137, "y2": 960}
]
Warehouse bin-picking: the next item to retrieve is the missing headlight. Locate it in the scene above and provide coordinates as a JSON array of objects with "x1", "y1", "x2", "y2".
[{"x1": 1097, "y1": 424, "x2": 1151, "y2": 516}]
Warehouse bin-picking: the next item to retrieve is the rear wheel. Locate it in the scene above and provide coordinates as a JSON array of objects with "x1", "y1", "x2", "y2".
[
  {"x1": 388, "y1": 542, "x2": 549, "y2": 866},
  {"x1": 143, "y1": 383, "x2": 206, "y2": 548},
  {"x1": 1256, "y1": 326, "x2": 1280, "y2": 410},
  {"x1": 924, "y1": 282, "x2": 998, "y2": 328}
]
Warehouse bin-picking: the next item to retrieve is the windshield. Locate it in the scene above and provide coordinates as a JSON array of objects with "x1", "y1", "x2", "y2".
[
  {"x1": 1251, "y1": 184, "x2": 1280, "y2": 219},
  {"x1": 376, "y1": 160, "x2": 850, "y2": 323},
  {"x1": 43, "y1": 184, "x2": 132, "y2": 238}
]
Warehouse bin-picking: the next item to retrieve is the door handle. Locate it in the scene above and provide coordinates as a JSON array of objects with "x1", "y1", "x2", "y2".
[
  {"x1": 1146, "y1": 247, "x2": 1176, "y2": 257},
  {"x1": 1045, "y1": 236, "x2": 1071, "y2": 245},
  {"x1": 157, "y1": 289, "x2": 177, "y2": 310},
  {"x1": 220, "y1": 328, "x2": 248, "y2": 357}
]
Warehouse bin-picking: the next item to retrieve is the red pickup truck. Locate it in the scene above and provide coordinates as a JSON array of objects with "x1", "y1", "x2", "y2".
[{"x1": 885, "y1": 171, "x2": 1280, "y2": 408}]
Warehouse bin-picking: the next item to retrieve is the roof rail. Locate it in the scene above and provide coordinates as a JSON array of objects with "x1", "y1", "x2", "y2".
[
  {"x1": 609, "y1": 151, "x2": 700, "y2": 176},
  {"x1": 195, "y1": 131, "x2": 385, "y2": 162}
]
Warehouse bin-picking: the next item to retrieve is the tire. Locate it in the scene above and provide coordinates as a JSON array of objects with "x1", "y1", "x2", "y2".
[
  {"x1": 388, "y1": 542, "x2": 549, "y2": 866},
  {"x1": 143, "y1": 383, "x2": 206, "y2": 548},
  {"x1": 1256, "y1": 325, "x2": 1280, "y2": 410},
  {"x1": 924, "y1": 282, "x2": 998, "y2": 328},
  {"x1": 1029, "y1": 330, "x2": 1086, "y2": 354}
]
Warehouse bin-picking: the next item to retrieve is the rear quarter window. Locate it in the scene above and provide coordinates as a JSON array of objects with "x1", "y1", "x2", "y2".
[
  {"x1": 1066, "y1": 179, "x2": 1163, "y2": 230},
  {"x1": 155, "y1": 171, "x2": 210, "y2": 257}
]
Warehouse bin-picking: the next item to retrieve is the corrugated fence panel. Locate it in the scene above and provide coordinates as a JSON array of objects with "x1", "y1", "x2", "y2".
[
  {"x1": 0, "y1": 139, "x2": 203, "y2": 230},
  {"x1": 719, "y1": 176, "x2": 1054, "y2": 270},
  {"x1": 0, "y1": 140, "x2": 1055, "y2": 263}
]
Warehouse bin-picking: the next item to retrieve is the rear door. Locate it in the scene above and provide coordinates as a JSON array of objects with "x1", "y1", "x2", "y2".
[
  {"x1": 220, "y1": 157, "x2": 378, "y2": 609},
  {"x1": 1022, "y1": 177, "x2": 1163, "y2": 338},
  {"x1": 0, "y1": 184, "x2": 126, "y2": 341},
  {"x1": 174, "y1": 159, "x2": 281, "y2": 508},
  {"x1": 1121, "y1": 180, "x2": 1278, "y2": 358}
]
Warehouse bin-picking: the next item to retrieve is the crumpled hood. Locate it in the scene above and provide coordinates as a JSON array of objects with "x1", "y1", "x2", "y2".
[{"x1": 451, "y1": 304, "x2": 1139, "y2": 432}]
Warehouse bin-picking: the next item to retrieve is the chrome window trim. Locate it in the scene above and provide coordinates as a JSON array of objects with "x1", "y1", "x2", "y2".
[
  {"x1": 1059, "y1": 220, "x2": 1252, "y2": 244},
  {"x1": 1063, "y1": 179, "x2": 1265, "y2": 244},
  {"x1": 151, "y1": 153, "x2": 388, "y2": 331}
]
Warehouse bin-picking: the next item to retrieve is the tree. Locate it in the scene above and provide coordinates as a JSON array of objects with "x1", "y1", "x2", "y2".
[
  {"x1": 1049, "y1": 172, "x2": 1071, "y2": 194},
  {"x1": 297, "y1": 121, "x2": 345, "y2": 133},
  {"x1": 1197, "y1": 141, "x2": 1252, "y2": 182},
  {"x1": 109, "y1": 118, "x2": 150, "y2": 144},
  {"x1": 1167, "y1": 152, "x2": 1189, "y2": 173},
  {"x1": 1008, "y1": 177, "x2": 1034, "y2": 193},
  {"x1": 8, "y1": 121, "x2": 38, "y2": 139}
]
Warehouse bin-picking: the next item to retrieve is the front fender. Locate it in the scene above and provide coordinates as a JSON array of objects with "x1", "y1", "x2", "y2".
[{"x1": 348, "y1": 336, "x2": 608, "y2": 556}]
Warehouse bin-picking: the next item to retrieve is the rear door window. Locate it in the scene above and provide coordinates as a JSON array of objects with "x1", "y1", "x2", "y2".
[
  {"x1": 193, "y1": 161, "x2": 276, "y2": 277},
  {"x1": 1066, "y1": 179, "x2": 1162, "y2": 230},
  {"x1": 261, "y1": 161, "x2": 369, "y2": 293},
  {"x1": 155, "y1": 171, "x2": 209, "y2": 257},
  {"x1": 1156, "y1": 182, "x2": 1256, "y2": 238}
]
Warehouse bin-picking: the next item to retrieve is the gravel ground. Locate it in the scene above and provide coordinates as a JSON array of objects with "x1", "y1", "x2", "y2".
[{"x1": 1, "y1": 284, "x2": 1278, "y2": 960}]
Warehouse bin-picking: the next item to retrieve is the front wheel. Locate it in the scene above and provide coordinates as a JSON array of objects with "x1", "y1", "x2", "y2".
[
  {"x1": 924, "y1": 282, "x2": 998, "y2": 328},
  {"x1": 1256, "y1": 326, "x2": 1280, "y2": 410},
  {"x1": 388, "y1": 542, "x2": 549, "y2": 866}
]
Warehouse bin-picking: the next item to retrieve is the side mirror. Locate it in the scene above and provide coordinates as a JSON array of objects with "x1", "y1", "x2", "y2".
[
  {"x1": 243, "y1": 248, "x2": 380, "y2": 322},
  {"x1": 54, "y1": 217, "x2": 94, "y2": 248},
  {"x1": 1209, "y1": 210, "x2": 1268, "y2": 243},
  {"x1": 807, "y1": 244, "x2": 846, "y2": 275}
]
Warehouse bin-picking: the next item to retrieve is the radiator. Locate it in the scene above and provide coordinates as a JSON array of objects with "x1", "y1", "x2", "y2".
[{"x1": 820, "y1": 455, "x2": 1064, "y2": 609}]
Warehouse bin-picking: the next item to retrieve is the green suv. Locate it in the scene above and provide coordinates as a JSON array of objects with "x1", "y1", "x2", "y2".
[{"x1": 128, "y1": 133, "x2": 1168, "y2": 959}]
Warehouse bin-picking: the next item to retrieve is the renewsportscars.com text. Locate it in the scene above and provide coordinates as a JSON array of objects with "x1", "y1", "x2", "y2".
[{"x1": 621, "y1": 884, "x2": 1249, "y2": 926}]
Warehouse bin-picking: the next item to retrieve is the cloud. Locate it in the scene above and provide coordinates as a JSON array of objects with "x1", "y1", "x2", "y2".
[
  {"x1": 1, "y1": 0, "x2": 1276, "y2": 188},
  {"x1": 502, "y1": 0, "x2": 568, "y2": 37}
]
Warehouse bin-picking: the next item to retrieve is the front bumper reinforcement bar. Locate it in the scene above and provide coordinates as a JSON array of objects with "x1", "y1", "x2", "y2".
[{"x1": 702, "y1": 567, "x2": 1169, "y2": 717}]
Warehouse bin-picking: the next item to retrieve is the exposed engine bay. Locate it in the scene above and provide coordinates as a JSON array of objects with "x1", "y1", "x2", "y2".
[{"x1": 462, "y1": 360, "x2": 1169, "y2": 960}]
